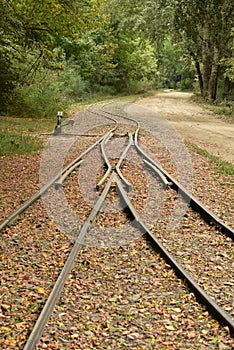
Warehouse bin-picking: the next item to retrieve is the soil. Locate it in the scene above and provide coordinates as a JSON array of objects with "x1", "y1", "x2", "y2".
[{"x1": 136, "y1": 90, "x2": 234, "y2": 164}]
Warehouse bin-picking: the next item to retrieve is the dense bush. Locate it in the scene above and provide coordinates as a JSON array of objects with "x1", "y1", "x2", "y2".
[
  {"x1": 6, "y1": 65, "x2": 91, "y2": 117},
  {"x1": 7, "y1": 82, "x2": 68, "y2": 118}
]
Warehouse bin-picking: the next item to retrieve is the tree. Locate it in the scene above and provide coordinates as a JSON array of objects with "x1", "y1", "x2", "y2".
[
  {"x1": 0, "y1": 0, "x2": 114, "y2": 113},
  {"x1": 108, "y1": 0, "x2": 194, "y2": 91},
  {"x1": 111, "y1": 0, "x2": 234, "y2": 100},
  {"x1": 107, "y1": 0, "x2": 159, "y2": 91},
  {"x1": 171, "y1": 0, "x2": 234, "y2": 100},
  {"x1": 0, "y1": 0, "x2": 23, "y2": 108}
]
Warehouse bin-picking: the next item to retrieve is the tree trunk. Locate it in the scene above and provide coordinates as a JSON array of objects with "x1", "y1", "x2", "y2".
[
  {"x1": 208, "y1": 48, "x2": 219, "y2": 101},
  {"x1": 189, "y1": 50, "x2": 203, "y2": 95},
  {"x1": 223, "y1": 77, "x2": 232, "y2": 100},
  {"x1": 202, "y1": 28, "x2": 213, "y2": 98}
]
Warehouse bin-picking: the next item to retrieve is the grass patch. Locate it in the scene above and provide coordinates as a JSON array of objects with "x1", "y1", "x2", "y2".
[
  {"x1": 205, "y1": 102, "x2": 234, "y2": 120},
  {"x1": 192, "y1": 95, "x2": 234, "y2": 121},
  {"x1": 66, "y1": 90, "x2": 152, "y2": 115},
  {"x1": 0, "y1": 94, "x2": 132, "y2": 157},
  {"x1": 0, "y1": 116, "x2": 55, "y2": 134},
  {"x1": 0, "y1": 117, "x2": 55, "y2": 156},
  {"x1": 0, "y1": 90, "x2": 156, "y2": 156},
  {"x1": 0, "y1": 129, "x2": 43, "y2": 156},
  {"x1": 187, "y1": 141, "x2": 234, "y2": 176}
]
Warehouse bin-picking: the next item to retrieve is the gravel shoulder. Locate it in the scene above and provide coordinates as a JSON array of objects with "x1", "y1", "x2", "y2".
[{"x1": 136, "y1": 91, "x2": 234, "y2": 164}]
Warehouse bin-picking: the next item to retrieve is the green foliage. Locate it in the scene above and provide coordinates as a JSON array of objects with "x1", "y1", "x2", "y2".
[
  {"x1": 1, "y1": 0, "x2": 234, "y2": 116},
  {"x1": 108, "y1": 0, "x2": 194, "y2": 91},
  {"x1": 62, "y1": 67, "x2": 90, "y2": 98},
  {"x1": 169, "y1": 0, "x2": 234, "y2": 99},
  {"x1": 209, "y1": 101, "x2": 234, "y2": 118},
  {"x1": 9, "y1": 0, "x2": 93, "y2": 45},
  {"x1": 0, "y1": 0, "x2": 22, "y2": 110},
  {"x1": 7, "y1": 82, "x2": 67, "y2": 118},
  {"x1": 61, "y1": 32, "x2": 118, "y2": 86},
  {"x1": 221, "y1": 29, "x2": 234, "y2": 83},
  {"x1": 0, "y1": 53, "x2": 18, "y2": 111},
  {"x1": 224, "y1": 59, "x2": 234, "y2": 83},
  {"x1": 6, "y1": 64, "x2": 90, "y2": 117},
  {"x1": 156, "y1": 38, "x2": 195, "y2": 90},
  {"x1": 113, "y1": 37, "x2": 158, "y2": 92}
]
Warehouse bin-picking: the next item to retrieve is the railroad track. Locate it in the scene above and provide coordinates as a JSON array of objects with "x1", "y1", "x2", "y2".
[{"x1": 0, "y1": 103, "x2": 233, "y2": 349}]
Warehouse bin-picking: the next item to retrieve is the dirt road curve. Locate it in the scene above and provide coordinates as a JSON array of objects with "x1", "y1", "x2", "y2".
[{"x1": 136, "y1": 91, "x2": 234, "y2": 164}]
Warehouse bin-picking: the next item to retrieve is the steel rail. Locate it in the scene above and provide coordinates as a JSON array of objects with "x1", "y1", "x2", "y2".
[
  {"x1": 94, "y1": 102, "x2": 136, "y2": 190},
  {"x1": 96, "y1": 132, "x2": 113, "y2": 190},
  {"x1": 116, "y1": 178, "x2": 234, "y2": 335},
  {"x1": 0, "y1": 127, "x2": 116, "y2": 232},
  {"x1": 143, "y1": 158, "x2": 171, "y2": 188},
  {"x1": 115, "y1": 133, "x2": 133, "y2": 190},
  {"x1": 97, "y1": 102, "x2": 234, "y2": 238},
  {"x1": 97, "y1": 131, "x2": 134, "y2": 191},
  {"x1": 23, "y1": 172, "x2": 117, "y2": 350},
  {"x1": 100, "y1": 102, "x2": 140, "y2": 130},
  {"x1": 133, "y1": 129, "x2": 234, "y2": 240},
  {"x1": 41, "y1": 133, "x2": 110, "y2": 137},
  {"x1": 87, "y1": 104, "x2": 121, "y2": 190},
  {"x1": 93, "y1": 103, "x2": 139, "y2": 190},
  {"x1": 54, "y1": 159, "x2": 84, "y2": 190},
  {"x1": 92, "y1": 103, "x2": 234, "y2": 238},
  {"x1": 86, "y1": 104, "x2": 119, "y2": 126}
]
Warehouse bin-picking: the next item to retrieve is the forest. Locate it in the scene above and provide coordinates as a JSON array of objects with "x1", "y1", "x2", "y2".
[{"x1": 1, "y1": 0, "x2": 234, "y2": 117}]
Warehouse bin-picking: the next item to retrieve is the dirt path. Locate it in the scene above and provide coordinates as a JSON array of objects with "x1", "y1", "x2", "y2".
[{"x1": 136, "y1": 91, "x2": 234, "y2": 164}]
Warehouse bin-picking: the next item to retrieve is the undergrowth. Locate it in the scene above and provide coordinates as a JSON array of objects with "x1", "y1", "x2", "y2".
[
  {"x1": 0, "y1": 91, "x2": 146, "y2": 156},
  {"x1": 193, "y1": 95, "x2": 234, "y2": 120}
]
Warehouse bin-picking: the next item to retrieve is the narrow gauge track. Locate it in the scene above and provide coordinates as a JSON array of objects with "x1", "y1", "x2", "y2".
[
  {"x1": 98, "y1": 103, "x2": 234, "y2": 322},
  {"x1": 1, "y1": 103, "x2": 233, "y2": 349}
]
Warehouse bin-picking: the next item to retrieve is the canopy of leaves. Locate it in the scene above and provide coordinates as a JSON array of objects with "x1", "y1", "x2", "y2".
[{"x1": 1, "y1": 0, "x2": 234, "y2": 115}]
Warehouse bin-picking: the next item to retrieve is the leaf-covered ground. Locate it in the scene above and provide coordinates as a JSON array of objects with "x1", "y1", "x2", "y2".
[{"x1": 0, "y1": 113, "x2": 233, "y2": 349}]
